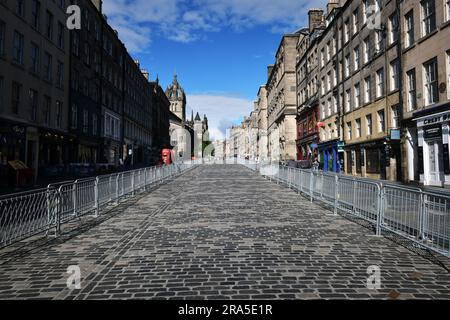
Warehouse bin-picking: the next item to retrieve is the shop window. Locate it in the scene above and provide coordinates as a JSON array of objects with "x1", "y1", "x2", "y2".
[
  {"x1": 407, "y1": 69, "x2": 417, "y2": 110},
  {"x1": 366, "y1": 148, "x2": 381, "y2": 174},
  {"x1": 405, "y1": 10, "x2": 414, "y2": 49},
  {"x1": 423, "y1": 57, "x2": 438, "y2": 106},
  {"x1": 421, "y1": 0, "x2": 436, "y2": 37}
]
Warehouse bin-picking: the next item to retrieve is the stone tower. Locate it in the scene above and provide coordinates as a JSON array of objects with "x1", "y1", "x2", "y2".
[
  {"x1": 194, "y1": 112, "x2": 203, "y2": 158},
  {"x1": 165, "y1": 73, "x2": 186, "y2": 121}
]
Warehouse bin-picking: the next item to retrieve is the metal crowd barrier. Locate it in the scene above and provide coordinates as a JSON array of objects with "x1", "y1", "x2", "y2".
[
  {"x1": 238, "y1": 160, "x2": 450, "y2": 258},
  {"x1": 0, "y1": 162, "x2": 197, "y2": 248}
]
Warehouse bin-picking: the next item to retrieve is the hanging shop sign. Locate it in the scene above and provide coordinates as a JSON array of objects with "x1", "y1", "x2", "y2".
[{"x1": 390, "y1": 129, "x2": 401, "y2": 140}]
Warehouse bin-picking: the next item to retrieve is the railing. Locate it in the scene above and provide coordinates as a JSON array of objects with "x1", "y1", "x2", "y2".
[
  {"x1": 0, "y1": 162, "x2": 197, "y2": 248},
  {"x1": 239, "y1": 160, "x2": 450, "y2": 258}
]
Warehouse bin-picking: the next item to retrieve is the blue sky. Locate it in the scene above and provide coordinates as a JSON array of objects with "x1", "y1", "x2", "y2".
[{"x1": 102, "y1": 0, "x2": 327, "y2": 139}]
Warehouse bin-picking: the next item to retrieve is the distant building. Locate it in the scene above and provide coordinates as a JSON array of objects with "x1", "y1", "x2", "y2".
[
  {"x1": 267, "y1": 32, "x2": 300, "y2": 162},
  {"x1": 212, "y1": 140, "x2": 226, "y2": 160},
  {"x1": 150, "y1": 80, "x2": 171, "y2": 155},
  {"x1": 296, "y1": 9, "x2": 324, "y2": 165},
  {"x1": 256, "y1": 86, "x2": 269, "y2": 161},
  {"x1": 165, "y1": 74, "x2": 208, "y2": 160}
]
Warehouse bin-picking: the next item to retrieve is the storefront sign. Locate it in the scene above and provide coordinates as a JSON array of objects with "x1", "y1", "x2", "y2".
[
  {"x1": 424, "y1": 127, "x2": 442, "y2": 140},
  {"x1": 390, "y1": 129, "x2": 401, "y2": 140},
  {"x1": 416, "y1": 111, "x2": 450, "y2": 127}
]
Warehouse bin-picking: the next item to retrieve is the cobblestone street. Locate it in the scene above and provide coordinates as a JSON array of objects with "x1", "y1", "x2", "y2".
[{"x1": 0, "y1": 165, "x2": 449, "y2": 300}]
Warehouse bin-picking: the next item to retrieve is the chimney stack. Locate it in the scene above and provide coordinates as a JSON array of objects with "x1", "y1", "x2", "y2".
[
  {"x1": 308, "y1": 9, "x2": 324, "y2": 32},
  {"x1": 327, "y1": 0, "x2": 340, "y2": 16}
]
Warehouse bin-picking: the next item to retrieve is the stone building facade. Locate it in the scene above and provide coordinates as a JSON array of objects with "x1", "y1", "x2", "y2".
[
  {"x1": 229, "y1": 0, "x2": 450, "y2": 189},
  {"x1": 296, "y1": 9, "x2": 325, "y2": 165},
  {"x1": 267, "y1": 33, "x2": 300, "y2": 162},
  {"x1": 69, "y1": 0, "x2": 103, "y2": 166},
  {"x1": 401, "y1": 0, "x2": 450, "y2": 186},
  {"x1": 315, "y1": 0, "x2": 401, "y2": 180},
  {"x1": 122, "y1": 58, "x2": 153, "y2": 167},
  {"x1": 0, "y1": 0, "x2": 70, "y2": 185},
  {"x1": 256, "y1": 85, "x2": 268, "y2": 161}
]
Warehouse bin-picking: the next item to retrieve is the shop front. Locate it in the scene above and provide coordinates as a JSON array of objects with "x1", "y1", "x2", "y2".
[
  {"x1": 414, "y1": 108, "x2": 450, "y2": 187},
  {"x1": 101, "y1": 139, "x2": 121, "y2": 167},
  {"x1": 343, "y1": 137, "x2": 401, "y2": 181},
  {"x1": 0, "y1": 121, "x2": 27, "y2": 187},
  {"x1": 38, "y1": 129, "x2": 72, "y2": 177},
  {"x1": 318, "y1": 139, "x2": 342, "y2": 173},
  {"x1": 296, "y1": 134, "x2": 319, "y2": 162},
  {"x1": 296, "y1": 104, "x2": 320, "y2": 163}
]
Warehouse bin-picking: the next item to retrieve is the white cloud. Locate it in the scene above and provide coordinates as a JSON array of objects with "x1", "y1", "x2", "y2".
[
  {"x1": 102, "y1": 0, "x2": 329, "y2": 52},
  {"x1": 186, "y1": 94, "x2": 254, "y2": 141},
  {"x1": 106, "y1": 15, "x2": 151, "y2": 53}
]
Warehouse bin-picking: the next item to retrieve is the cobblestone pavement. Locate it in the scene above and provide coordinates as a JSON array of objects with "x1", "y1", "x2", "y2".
[{"x1": 0, "y1": 165, "x2": 449, "y2": 300}]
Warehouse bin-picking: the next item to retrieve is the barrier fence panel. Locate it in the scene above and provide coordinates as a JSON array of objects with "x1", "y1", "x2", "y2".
[
  {"x1": 0, "y1": 162, "x2": 196, "y2": 248},
  {"x1": 350, "y1": 180, "x2": 380, "y2": 225},
  {"x1": 321, "y1": 173, "x2": 336, "y2": 206},
  {"x1": 252, "y1": 163, "x2": 450, "y2": 258},
  {"x1": 0, "y1": 189, "x2": 55, "y2": 247},
  {"x1": 381, "y1": 186, "x2": 450, "y2": 257}
]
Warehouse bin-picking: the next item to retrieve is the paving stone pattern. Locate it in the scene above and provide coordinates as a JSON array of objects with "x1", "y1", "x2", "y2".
[{"x1": 0, "y1": 165, "x2": 449, "y2": 300}]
